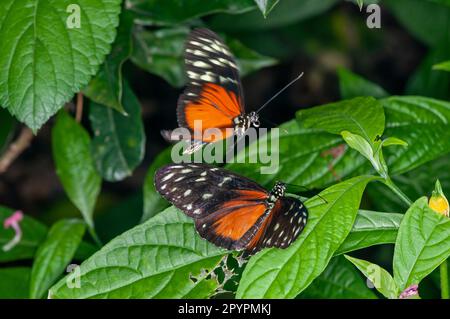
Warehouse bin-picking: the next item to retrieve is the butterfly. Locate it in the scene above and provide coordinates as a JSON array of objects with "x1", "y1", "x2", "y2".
[
  {"x1": 154, "y1": 163, "x2": 308, "y2": 256},
  {"x1": 161, "y1": 28, "x2": 261, "y2": 154}
]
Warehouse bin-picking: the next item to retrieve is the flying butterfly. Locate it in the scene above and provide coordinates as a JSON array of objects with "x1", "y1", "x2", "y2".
[
  {"x1": 162, "y1": 28, "x2": 303, "y2": 154},
  {"x1": 154, "y1": 163, "x2": 308, "y2": 256}
]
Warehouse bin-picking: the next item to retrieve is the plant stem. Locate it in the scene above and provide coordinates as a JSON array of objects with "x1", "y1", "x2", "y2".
[
  {"x1": 441, "y1": 260, "x2": 449, "y2": 299},
  {"x1": 383, "y1": 177, "x2": 413, "y2": 207}
]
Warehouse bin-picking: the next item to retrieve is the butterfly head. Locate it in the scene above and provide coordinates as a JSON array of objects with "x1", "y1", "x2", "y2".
[
  {"x1": 268, "y1": 181, "x2": 286, "y2": 203},
  {"x1": 233, "y1": 112, "x2": 260, "y2": 136}
]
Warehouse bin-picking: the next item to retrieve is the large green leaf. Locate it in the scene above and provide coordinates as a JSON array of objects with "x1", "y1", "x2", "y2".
[
  {"x1": 0, "y1": 267, "x2": 31, "y2": 299},
  {"x1": 228, "y1": 96, "x2": 450, "y2": 190},
  {"x1": 0, "y1": 206, "x2": 47, "y2": 262},
  {"x1": 52, "y1": 111, "x2": 101, "y2": 230},
  {"x1": 345, "y1": 255, "x2": 399, "y2": 299},
  {"x1": 30, "y1": 219, "x2": 85, "y2": 299},
  {"x1": 236, "y1": 175, "x2": 377, "y2": 298},
  {"x1": 0, "y1": 0, "x2": 122, "y2": 132},
  {"x1": 338, "y1": 68, "x2": 389, "y2": 99},
  {"x1": 129, "y1": 0, "x2": 255, "y2": 25},
  {"x1": 83, "y1": 9, "x2": 134, "y2": 113},
  {"x1": 210, "y1": 0, "x2": 338, "y2": 31},
  {"x1": 300, "y1": 256, "x2": 377, "y2": 299},
  {"x1": 227, "y1": 119, "x2": 369, "y2": 189},
  {"x1": 49, "y1": 207, "x2": 227, "y2": 298},
  {"x1": 393, "y1": 197, "x2": 450, "y2": 291},
  {"x1": 142, "y1": 148, "x2": 173, "y2": 222},
  {"x1": 382, "y1": 96, "x2": 450, "y2": 174},
  {"x1": 131, "y1": 27, "x2": 277, "y2": 88},
  {"x1": 89, "y1": 82, "x2": 145, "y2": 182},
  {"x1": 336, "y1": 210, "x2": 403, "y2": 255},
  {"x1": 297, "y1": 97, "x2": 385, "y2": 143}
]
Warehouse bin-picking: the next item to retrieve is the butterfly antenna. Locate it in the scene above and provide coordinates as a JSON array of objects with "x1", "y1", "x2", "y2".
[
  {"x1": 255, "y1": 72, "x2": 304, "y2": 114},
  {"x1": 285, "y1": 183, "x2": 328, "y2": 204}
]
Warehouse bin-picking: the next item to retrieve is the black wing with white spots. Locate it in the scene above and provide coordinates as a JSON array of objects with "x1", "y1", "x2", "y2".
[
  {"x1": 154, "y1": 163, "x2": 308, "y2": 255},
  {"x1": 154, "y1": 163, "x2": 267, "y2": 219}
]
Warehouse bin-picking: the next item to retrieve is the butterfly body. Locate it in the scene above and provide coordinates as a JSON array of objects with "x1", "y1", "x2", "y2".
[
  {"x1": 154, "y1": 163, "x2": 308, "y2": 255},
  {"x1": 162, "y1": 28, "x2": 261, "y2": 153}
]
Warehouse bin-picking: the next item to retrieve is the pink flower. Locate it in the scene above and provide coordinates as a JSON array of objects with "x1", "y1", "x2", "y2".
[
  {"x1": 399, "y1": 284, "x2": 419, "y2": 299},
  {"x1": 2, "y1": 210, "x2": 24, "y2": 252}
]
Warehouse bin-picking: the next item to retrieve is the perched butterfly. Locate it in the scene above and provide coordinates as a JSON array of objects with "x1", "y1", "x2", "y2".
[
  {"x1": 162, "y1": 28, "x2": 261, "y2": 154},
  {"x1": 154, "y1": 163, "x2": 308, "y2": 256}
]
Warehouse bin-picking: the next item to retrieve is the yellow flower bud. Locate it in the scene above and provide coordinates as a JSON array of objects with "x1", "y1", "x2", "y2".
[{"x1": 429, "y1": 180, "x2": 449, "y2": 217}]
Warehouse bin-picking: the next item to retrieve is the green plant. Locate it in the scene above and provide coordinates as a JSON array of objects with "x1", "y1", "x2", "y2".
[{"x1": 0, "y1": 0, "x2": 449, "y2": 299}]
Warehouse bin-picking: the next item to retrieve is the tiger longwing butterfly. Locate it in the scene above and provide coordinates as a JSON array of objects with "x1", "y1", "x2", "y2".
[
  {"x1": 161, "y1": 28, "x2": 260, "y2": 154},
  {"x1": 155, "y1": 163, "x2": 308, "y2": 256}
]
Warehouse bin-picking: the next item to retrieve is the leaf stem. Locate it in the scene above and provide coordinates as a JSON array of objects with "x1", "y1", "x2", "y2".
[
  {"x1": 383, "y1": 177, "x2": 413, "y2": 207},
  {"x1": 440, "y1": 260, "x2": 449, "y2": 299}
]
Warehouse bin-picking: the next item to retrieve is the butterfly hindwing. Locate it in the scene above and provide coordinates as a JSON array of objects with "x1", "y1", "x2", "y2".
[{"x1": 245, "y1": 197, "x2": 308, "y2": 255}]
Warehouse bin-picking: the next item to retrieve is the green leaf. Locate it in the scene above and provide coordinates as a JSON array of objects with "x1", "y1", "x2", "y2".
[
  {"x1": 128, "y1": 0, "x2": 255, "y2": 25},
  {"x1": 345, "y1": 255, "x2": 399, "y2": 299},
  {"x1": 254, "y1": 0, "x2": 280, "y2": 18},
  {"x1": 83, "y1": 9, "x2": 134, "y2": 114},
  {"x1": 300, "y1": 256, "x2": 377, "y2": 299},
  {"x1": 336, "y1": 210, "x2": 403, "y2": 255},
  {"x1": 131, "y1": 27, "x2": 276, "y2": 88},
  {"x1": 434, "y1": 60, "x2": 450, "y2": 71},
  {"x1": 381, "y1": 137, "x2": 408, "y2": 148},
  {"x1": 0, "y1": 267, "x2": 31, "y2": 299},
  {"x1": 297, "y1": 97, "x2": 385, "y2": 143},
  {"x1": 0, "y1": 206, "x2": 47, "y2": 262},
  {"x1": 341, "y1": 131, "x2": 374, "y2": 163},
  {"x1": 49, "y1": 207, "x2": 227, "y2": 299},
  {"x1": 30, "y1": 219, "x2": 85, "y2": 299},
  {"x1": 338, "y1": 68, "x2": 388, "y2": 99},
  {"x1": 236, "y1": 175, "x2": 378, "y2": 298},
  {"x1": 384, "y1": 0, "x2": 450, "y2": 47},
  {"x1": 0, "y1": 0, "x2": 122, "y2": 132},
  {"x1": 227, "y1": 119, "x2": 370, "y2": 189},
  {"x1": 52, "y1": 111, "x2": 101, "y2": 230},
  {"x1": 210, "y1": 0, "x2": 339, "y2": 31},
  {"x1": 382, "y1": 96, "x2": 450, "y2": 174},
  {"x1": 142, "y1": 148, "x2": 173, "y2": 222},
  {"x1": 228, "y1": 96, "x2": 450, "y2": 193},
  {"x1": 393, "y1": 197, "x2": 450, "y2": 291},
  {"x1": 89, "y1": 82, "x2": 145, "y2": 182}
]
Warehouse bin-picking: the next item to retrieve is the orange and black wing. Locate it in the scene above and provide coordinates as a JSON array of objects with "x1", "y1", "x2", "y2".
[
  {"x1": 154, "y1": 164, "x2": 308, "y2": 255},
  {"x1": 154, "y1": 163, "x2": 269, "y2": 250},
  {"x1": 177, "y1": 28, "x2": 245, "y2": 143}
]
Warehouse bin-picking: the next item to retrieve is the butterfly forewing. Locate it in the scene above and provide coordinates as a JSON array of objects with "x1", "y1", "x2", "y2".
[
  {"x1": 176, "y1": 29, "x2": 245, "y2": 143},
  {"x1": 155, "y1": 163, "x2": 308, "y2": 255},
  {"x1": 155, "y1": 163, "x2": 267, "y2": 219}
]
